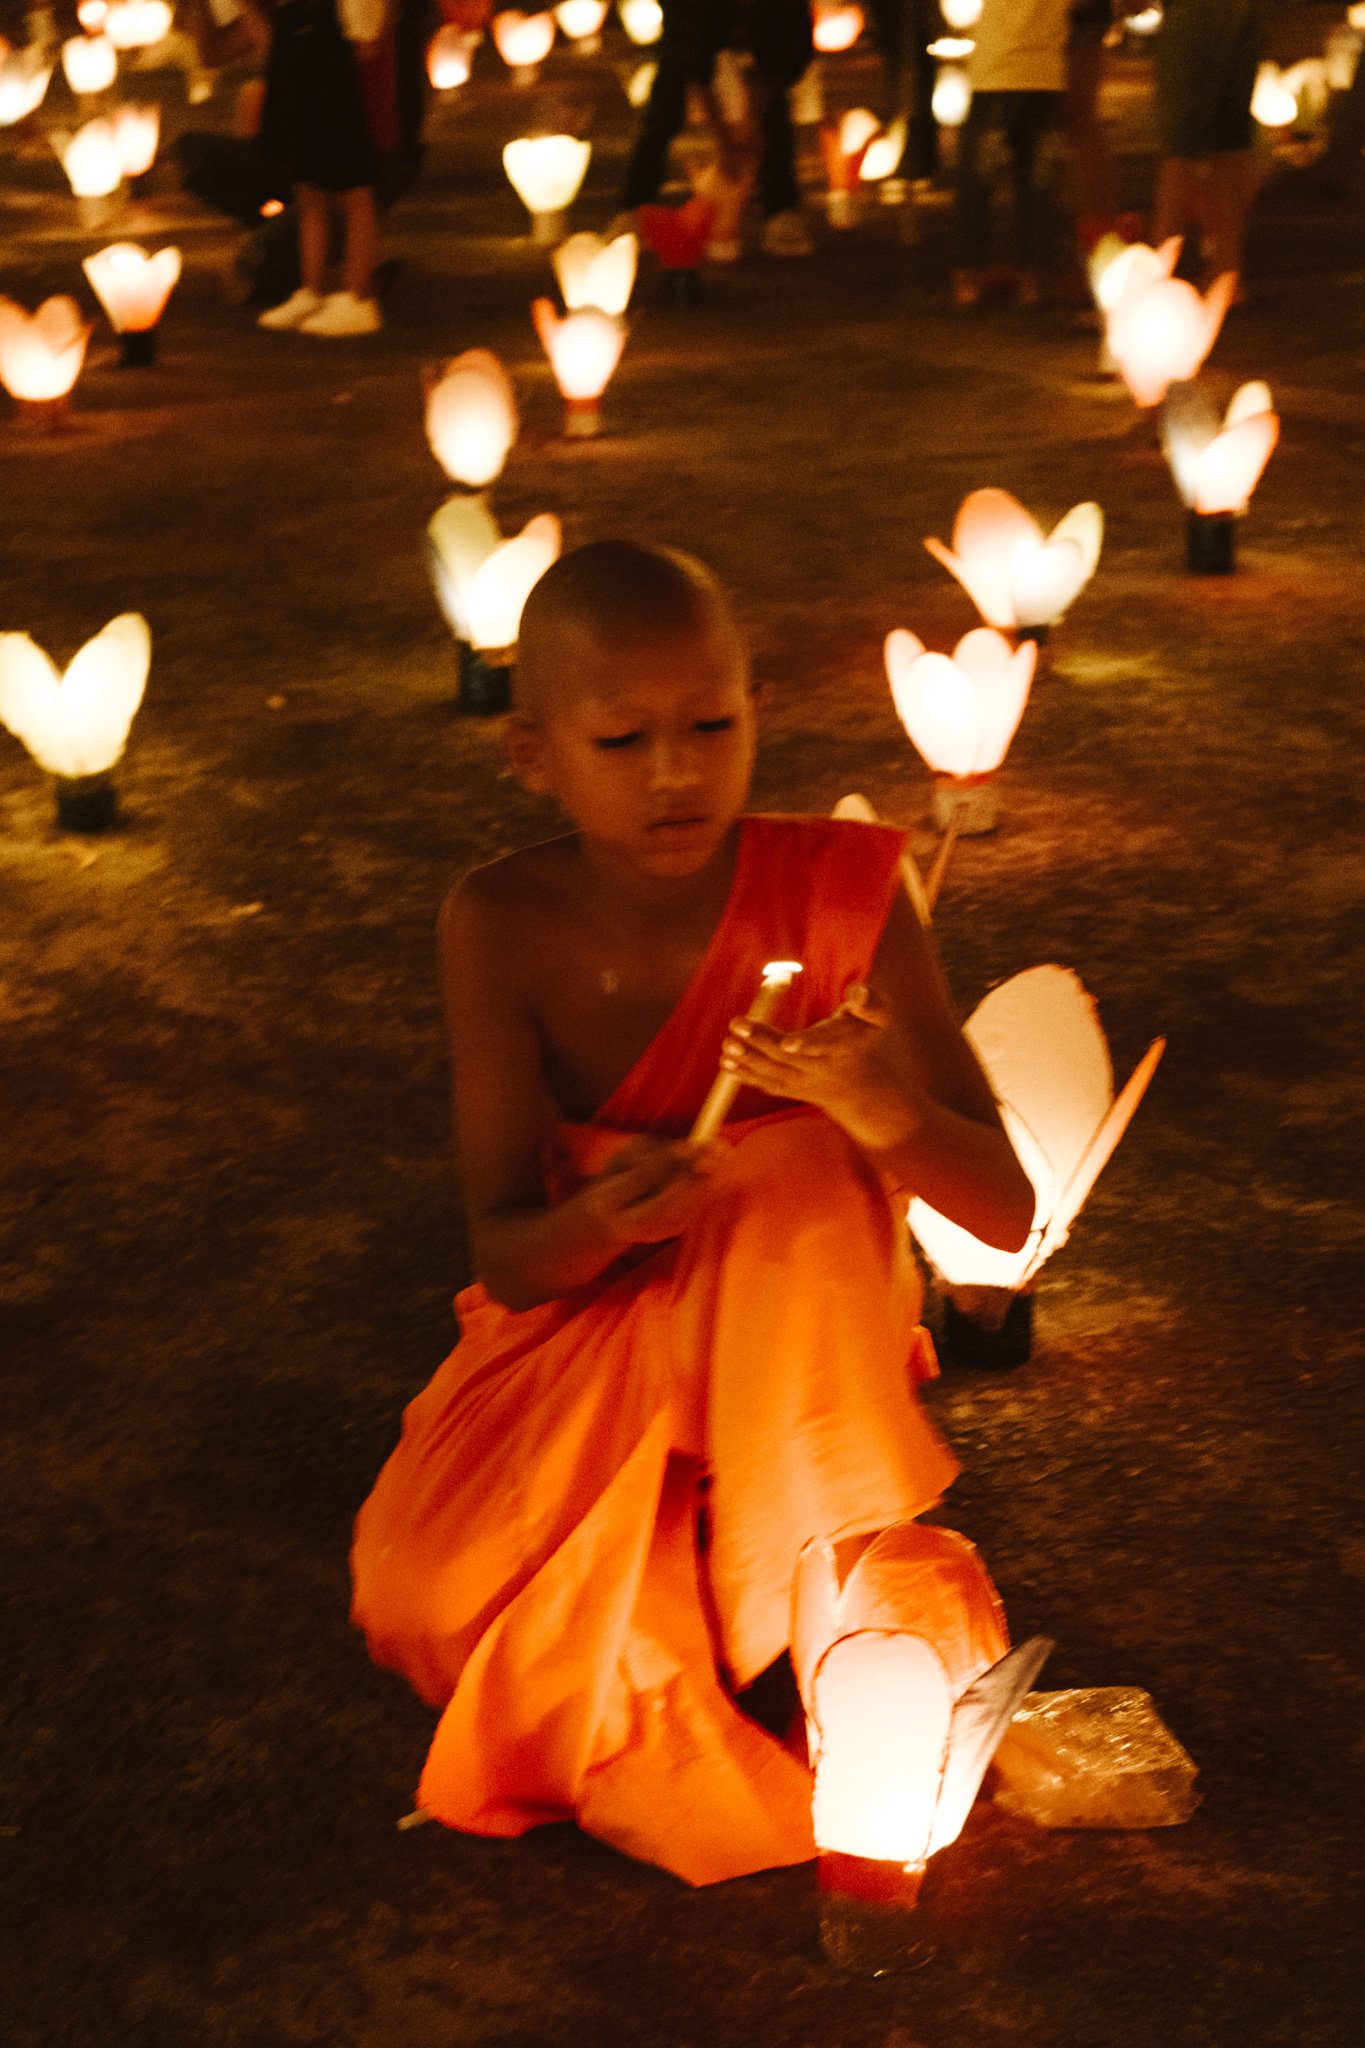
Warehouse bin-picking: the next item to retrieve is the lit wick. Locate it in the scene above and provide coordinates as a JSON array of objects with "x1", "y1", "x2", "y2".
[{"x1": 690, "y1": 960, "x2": 802, "y2": 1144}]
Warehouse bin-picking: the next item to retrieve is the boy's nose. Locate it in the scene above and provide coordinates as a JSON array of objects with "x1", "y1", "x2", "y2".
[{"x1": 647, "y1": 737, "x2": 700, "y2": 790}]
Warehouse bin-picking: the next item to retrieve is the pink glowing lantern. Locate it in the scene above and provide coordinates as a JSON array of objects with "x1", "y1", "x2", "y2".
[
  {"x1": 553, "y1": 229, "x2": 638, "y2": 315},
  {"x1": 0, "y1": 294, "x2": 92, "y2": 415},
  {"x1": 532, "y1": 296, "x2": 625, "y2": 436},
  {"x1": 502, "y1": 132, "x2": 591, "y2": 241},
  {"x1": 0, "y1": 612, "x2": 151, "y2": 829},
  {"x1": 925, "y1": 488, "x2": 1103, "y2": 639},
  {"x1": 424, "y1": 347, "x2": 519, "y2": 489},
  {"x1": 102, "y1": 0, "x2": 173, "y2": 49},
  {"x1": 812, "y1": 1, "x2": 864, "y2": 51},
  {"x1": 0, "y1": 47, "x2": 54, "y2": 126},
  {"x1": 426, "y1": 25, "x2": 478, "y2": 89},
  {"x1": 82, "y1": 241, "x2": 181, "y2": 362},
  {"x1": 820, "y1": 106, "x2": 879, "y2": 221},
  {"x1": 427, "y1": 496, "x2": 561, "y2": 711},
  {"x1": 491, "y1": 9, "x2": 556, "y2": 73},
  {"x1": 1162, "y1": 379, "x2": 1279, "y2": 573},
  {"x1": 61, "y1": 33, "x2": 117, "y2": 93},
  {"x1": 885, "y1": 625, "x2": 1035, "y2": 832},
  {"x1": 112, "y1": 101, "x2": 159, "y2": 178},
  {"x1": 1106, "y1": 270, "x2": 1235, "y2": 409}
]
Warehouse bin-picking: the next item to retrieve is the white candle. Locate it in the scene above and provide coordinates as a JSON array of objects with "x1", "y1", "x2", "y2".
[{"x1": 690, "y1": 961, "x2": 802, "y2": 1143}]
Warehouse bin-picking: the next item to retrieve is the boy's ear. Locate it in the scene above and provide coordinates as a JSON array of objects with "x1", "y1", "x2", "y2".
[{"x1": 501, "y1": 712, "x2": 552, "y2": 794}]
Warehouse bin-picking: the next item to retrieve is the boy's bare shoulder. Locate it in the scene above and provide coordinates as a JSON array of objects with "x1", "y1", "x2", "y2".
[{"x1": 438, "y1": 836, "x2": 579, "y2": 951}]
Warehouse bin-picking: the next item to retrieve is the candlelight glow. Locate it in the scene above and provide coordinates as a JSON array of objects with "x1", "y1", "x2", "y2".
[
  {"x1": 932, "y1": 63, "x2": 971, "y2": 126},
  {"x1": 426, "y1": 24, "x2": 478, "y2": 89},
  {"x1": 424, "y1": 347, "x2": 519, "y2": 489},
  {"x1": 811, "y1": 2, "x2": 864, "y2": 51},
  {"x1": 1250, "y1": 60, "x2": 1299, "y2": 128},
  {"x1": 0, "y1": 48, "x2": 54, "y2": 126},
  {"x1": 885, "y1": 626, "x2": 1035, "y2": 779},
  {"x1": 1124, "y1": 5, "x2": 1162, "y2": 32},
  {"x1": 491, "y1": 10, "x2": 557, "y2": 68},
  {"x1": 56, "y1": 117, "x2": 124, "y2": 197},
  {"x1": 554, "y1": 0, "x2": 607, "y2": 36},
  {"x1": 532, "y1": 297, "x2": 626, "y2": 413},
  {"x1": 1106, "y1": 271, "x2": 1235, "y2": 408},
  {"x1": 61, "y1": 33, "x2": 117, "y2": 93},
  {"x1": 859, "y1": 118, "x2": 906, "y2": 182},
  {"x1": 1089, "y1": 231, "x2": 1181, "y2": 315},
  {"x1": 553, "y1": 229, "x2": 638, "y2": 314},
  {"x1": 940, "y1": 0, "x2": 982, "y2": 25},
  {"x1": 428, "y1": 496, "x2": 562, "y2": 651},
  {"x1": 113, "y1": 101, "x2": 159, "y2": 177},
  {"x1": 926, "y1": 35, "x2": 974, "y2": 58},
  {"x1": 925, "y1": 489, "x2": 1103, "y2": 631},
  {"x1": 0, "y1": 613, "x2": 151, "y2": 779},
  {"x1": 1161, "y1": 379, "x2": 1279, "y2": 514},
  {"x1": 761, "y1": 959, "x2": 802, "y2": 987},
  {"x1": 503, "y1": 134, "x2": 591, "y2": 222},
  {"x1": 618, "y1": 0, "x2": 663, "y2": 43},
  {"x1": 103, "y1": 0, "x2": 173, "y2": 49},
  {"x1": 625, "y1": 59, "x2": 656, "y2": 106},
  {"x1": 77, "y1": 0, "x2": 110, "y2": 26},
  {"x1": 909, "y1": 965, "x2": 1165, "y2": 1292},
  {"x1": 0, "y1": 293, "x2": 92, "y2": 401},
  {"x1": 838, "y1": 106, "x2": 880, "y2": 160},
  {"x1": 83, "y1": 241, "x2": 181, "y2": 331}
]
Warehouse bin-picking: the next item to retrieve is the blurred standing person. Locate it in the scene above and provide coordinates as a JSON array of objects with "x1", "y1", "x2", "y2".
[
  {"x1": 1152, "y1": 0, "x2": 1265, "y2": 294},
  {"x1": 953, "y1": 0, "x2": 1071, "y2": 306},
  {"x1": 865, "y1": 0, "x2": 938, "y2": 184}
]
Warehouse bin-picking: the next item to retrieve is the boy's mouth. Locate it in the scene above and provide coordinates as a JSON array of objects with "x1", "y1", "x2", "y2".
[{"x1": 649, "y1": 813, "x2": 710, "y2": 832}]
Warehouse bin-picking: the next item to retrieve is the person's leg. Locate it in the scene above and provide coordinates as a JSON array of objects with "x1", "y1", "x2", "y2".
[
  {"x1": 953, "y1": 94, "x2": 994, "y2": 296},
  {"x1": 748, "y1": 0, "x2": 812, "y2": 224},
  {"x1": 1203, "y1": 147, "x2": 1257, "y2": 280},
  {"x1": 1152, "y1": 155, "x2": 1206, "y2": 248},
  {"x1": 296, "y1": 182, "x2": 330, "y2": 294},
  {"x1": 341, "y1": 183, "x2": 378, "y2": 300},
  {"x1": 1008, "y1": 91, "x2": 1060, "y2": 285},
  {"x1": 621, "y1": 0, "x2": 725, "y2": 209}
]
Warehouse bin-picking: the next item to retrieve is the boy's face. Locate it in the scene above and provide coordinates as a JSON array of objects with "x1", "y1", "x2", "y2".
[{"x1": 508, "y1": 616, "x2": 757, "y2": 879}]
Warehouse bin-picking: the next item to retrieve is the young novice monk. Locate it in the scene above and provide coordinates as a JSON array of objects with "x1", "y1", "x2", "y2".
[{"x1": 351, "y1": 541, "x2": 1036, "y2": 1883}]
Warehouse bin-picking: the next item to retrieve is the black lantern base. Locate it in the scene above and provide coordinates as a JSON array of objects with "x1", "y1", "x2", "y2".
[
  {"x1": 940, "y1": 1287, "x2": 1034, "y2": 1370},
  {"x1": 457, "y1": 643, "x2": 512, "y2": 716},
  {"x1": 1016, "y1": 622, "x2": 1050, "y2": 646},
  {"x1": 118, "y1": 328, "x2": 158, "y2": 368},
  {"x1": 660, "y1": 268, "x2": 702, "y2": 308},
  {"x1": 1186, "y1": 509, "x2": 1236, "y2": 575},
  {"x1": 818, "y1": 1853, "x2": 933, "y2": 1976},
  {"x1": 54, "y1": 772, "x2": 118, "y2": 833}
]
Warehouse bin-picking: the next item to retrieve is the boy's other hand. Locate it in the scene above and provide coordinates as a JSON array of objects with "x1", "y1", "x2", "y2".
[
  {"x1": 719, "y1": 983, "x2": 924, "y2": 1152},
  {"x1": 586, "y1": 1136, "x2": 719, "y2": 1247}
]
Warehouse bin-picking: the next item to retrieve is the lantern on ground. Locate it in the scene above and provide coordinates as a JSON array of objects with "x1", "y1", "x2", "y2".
[
  {"x1": 427, "y1": 497, "x2": 561, "y2": 713},
  {"x1": 926, "y1": 34, "x2": 974, "y2": 59},
  {"x1": 618, "y1": 0, "x2": 662, "y2": 44},
  {"x1": 940, "y1": 0, "x2": 981, "y2": 25},
  {"x1": 1250, "y1": 60, "x2": 1299, "y2": 129},
  {"x1": 82, "y1": 242, "x2": 181, "y2": 363},
  {"x1": 112, "y1": 101, "x2": 159, "y2": 179},
  {"x1": 0, "y1": 47, "x2": 54, "y2": 126},
  {"x1": 624, "y1": 58, "x2": 656, "y2": 106},
  {"x1": 555, "y1": 0, "x2": 607, "y2": 45},
  {"x1": 925, "y1": 488, "x2": 1103, "y2": 643},
  {"x1": 532, "y1": 296, "x2": 625, "y2": 436},
  {"x1": 77, "y1": 0, "x2": 109, "y2": 27},
  {"x1": 1105, "y1": 269, "x2": 1234, "y2": 409},
  {"x1": 102, "y1": 0, "x2": 173, "y2": 49},
  {"x1": 61, "y1": 32, "x2": 117, "y2": 93},
  {"x1": 502, "y1": 133, "x2": 591, "y2": 243},
  {"x1": 811, "y1": 1, "x2": 863, "y2": 51},
  {"x1": 932, "y1": 63, "x2": 971, "y2": 127},
  {"x1": 1161, "y1": 379, "x2": 1279, "y2": 573},
  {"x1": 553, "y1": 229, "x2": 637, "y2": 315},
  {"x1": 491, "y1": 10, "x2": 556, "y2": 76},
  {"x1": 794, "y1": 1523, "x2": 1052, "y2": 1972},
  {"x1": 820, "y1": 106, "x2": 879, "y2": 223},
  {"x1": 885, "y1": 625, "x2": 1035, "y2": 834},
  {"x1": 426, "y1": 25, "x2": 478, "y2": 89},
  {"x1": 424, "y1": 347, "x2": 518, "y2": 491},
  {"x1": 910, "y1": 966, "x2": 1165, "y2": 1364},
  {"x1": 0, "y1": 294, "x2": 91, "y2": 421},
  {"x1": 0, "y1": 613, "x2": 151, "y2": 831},
  {"x1": 56, "y1": 116, "x2": 124, "y2": 199}
]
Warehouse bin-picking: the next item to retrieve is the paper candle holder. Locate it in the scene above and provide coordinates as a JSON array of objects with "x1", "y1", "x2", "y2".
[
  {"x1": 0, "y1": 293, "x2": 91, "y2": 419},
  {"x1": 531, "y1": 297, "x2": 626, "y2": 436},
  {"x1": 426, "y1": 25, "x2": 478, "y2": 90},
  {"x1": 1161, "y1": 378, "x2": 1279, "y2": 575},
  {"x1": 82, "y1": 241, "x2": 181, "y2": 362},
  {"x1": 424, "y1": 347, "x2": 519, "y2": 489},
  {"x1": 502, "y1": 133, "x2": 591, "y2": 243},
  {"x1": 0, "y1": 612, "x2": 150, "y2": 830},
  {"x1": 61, "y1": 33, "x2": 117, "y2": 94},
  {"x1": 885, "y1": 625, "x2": 1035, "y2": 833},
  {"x1": 427, "y1": 496, "x2": 561, "y2": 712},
  {"x1": 491, "y1": 10, "x2": 557, "y2": 76},
  {"x1": 925, "y1": 488, "x2": 1103, "y2": 638},
  {"x1": 553, "y1": 230, "x2": 638, "y2": 316},
  {"x1": 811, "y1": 1, "x2": 864, "y2": 51},
  {"x1": 0, "y1": 48, "x2": 54, "y2": 127}
]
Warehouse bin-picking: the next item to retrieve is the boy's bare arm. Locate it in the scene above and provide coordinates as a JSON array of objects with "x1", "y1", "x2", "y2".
[
  {"x1": 719, "y1": 890, "x2": 1035, "y2": 1253},
  {"x1": 439, "y1": 876, "x2": 713, "y2": 1311}
]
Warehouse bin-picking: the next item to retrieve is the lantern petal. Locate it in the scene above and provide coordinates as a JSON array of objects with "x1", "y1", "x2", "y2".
[
  {"x1": 1192, "y1": 411, "x2": 1279, "y2": 515},
  {"x1": 809, "y1": 1631, "x2": 953, "y2": 1861},
  {"x1": 953, "y1": 628, "x2": 1034, "y2": 772},
  {"x1": 1224, "y1": 379, "x2": 1274, "y2": 431},
  {"x1": 464, "y1": 512, "x2": 562, "y2": 651},
  {"x1": 1047, "y1": 501, "x2": 1104, "y2": 585},
  {"x1": 1026, "y1": 1037, "x2": 1166, "y2": 1280},
  {"x1": 59, "y1": 612, "x2": 150, "y2": 775},
  {"x1": 928, "y1": 1635, "x2": 1054, "y2": 1854},
  {"x1": 1009, "y1": 537, "x2": 1087, "y2": 628},
  {"x1": 887, "y1": 649, "x2": 977, "y2": 778},
  {"x1": 969, "y1": 966, "x2": 1115, "y2": 1190},
  {"x1": 0, "y1": 633, "x2": 70, "y2": 775},
  {"x1": 941, "y1": 487, "x2": 1044, "y2": 628},
  {"x1": 426, "y1": 493, "x2": 503, "y2": 638},
  {"x1": 923, "y1": 536, "x2": 1015, "y2": 630}
]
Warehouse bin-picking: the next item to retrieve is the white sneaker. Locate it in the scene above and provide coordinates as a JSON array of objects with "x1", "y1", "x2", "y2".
[
  {"x1": 761, "y1": 209, "x2": 813, "y2": 258},
  {"x1": 299, "y1": 291, "x2": 382, "y2": 337},
  {"x1": 256, "y1": 287, "x2": 324, "y2": 330}
]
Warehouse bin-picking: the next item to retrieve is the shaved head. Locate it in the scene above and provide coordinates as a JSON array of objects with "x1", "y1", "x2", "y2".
[{"x1": 514, "y1": 540, "x2": 747, "y2": 723}]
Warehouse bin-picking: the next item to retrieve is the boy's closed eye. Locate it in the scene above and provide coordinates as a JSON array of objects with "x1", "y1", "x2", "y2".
[{"x1": 594, "y1": 731, "x2": 643, "y2": 751}]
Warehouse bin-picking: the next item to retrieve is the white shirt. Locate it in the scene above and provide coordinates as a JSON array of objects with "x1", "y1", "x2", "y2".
[{"x1": 967, "y1": 0, "x2": 1072, "y2": 93}]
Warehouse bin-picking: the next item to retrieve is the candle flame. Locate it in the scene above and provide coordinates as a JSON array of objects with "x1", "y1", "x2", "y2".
[{"x1": 761, "y1": 960, "x2": 802, "y2": 985}]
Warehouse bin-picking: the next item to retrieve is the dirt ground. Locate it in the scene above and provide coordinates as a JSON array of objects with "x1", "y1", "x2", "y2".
[{"x1": 3, "y1": 21, "x2": 1363, "y2": 2048}]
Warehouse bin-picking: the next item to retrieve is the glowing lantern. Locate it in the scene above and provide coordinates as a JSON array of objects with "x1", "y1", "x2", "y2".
[
  {"x1": 555, "y1": 0, "x2": 607, "y2": 40},
  {"x1": 491, "y1": 10, "x2": 556, "y2": 72},
  {"x1": 885, "y1": 625, "x2": 1035, "y2": 833},
  {"x1": 77, "y1": 0, "x2": 109, "y2": 27},
  {"x1": 0, "y1": 612, "x2": 151, "y2": 830},
  {"x1": 0, "y1": 294, "x2": 91, "y2": 414},
  {"x1": 811, "y1": 1, "x2": 863, "y2": 51},
  {"x1": 1106, "y1": 270, "x2": 1234, "y2": 408},
  {"x1": 1250, "y1": 60, "x2": 1298, "y2": 128},
  {"x1": 625, "y1": 59, "x2": 656, "y2": 106},
  {"x1": 1350, "y1": 3, "x2": 1365, "y2": 28},
  {"x1": 1088, "y1": 231, "x2": 1180, "y2": 317},
  {"x1": 424, "y1": 347, "x2": 518, "y2": 489},
  {"x1": 102, "y1": 0, "x2": 173, "y2": 49},
  {"x1": 932, "y1": 64, "x2": 971, "y2": 126},
  {"x1": 0, "y1": 48, "x2": 54, "y2": 126},
  {"x1": 926, "y1": 35, "x2": 974, "y2": 58},
  {"x1": 1161, "y1": 379, "x2": 1279, "y2": 573},
  {"x1": 82, "y1": 241, "x2": 181, "y2": 362},
  {"x1": 61, "y1": 33, "x2": 117, "y2": 93},
  {"x1": 618, "y1": 0, "x2": 662, "y2": 43},
  {"x1": 821, "y1": 106, "x2": 878, "y2": 221},
  {"x1": 112, "y1": 101, "x2": 159, "y2": 178},
  {"x1": 553, "y1": 229, "x2": 637, "y2": 314},
  {"x1": 1123, "y1": 5, "x2": 1162, "y2": 33},
  {"x1": 925, "y1": 488, "x2": 1103, "y2": 640},
  {"x1": 940, "y1": 0, "x2": 981, "y2": 25},
  {"x1": 56, "y1": 117, "x2": 124, "y2": 198},
  {"x1": 1325, "y1": 25, "x2": 1363, "y2": 93},
  {"x1": 794, "y1": 1524, "x2": 1051, "y2": 1971},
  {"x1": 909, "y1": 964, "x2": 1165, "y2": 1361},
  {"x1": 426, "y1": 25, "x2": 478, "y2": 89},
  {"x1": 427, "y1": 496, "x2": 561, "y2": 711},
  {"x1": 502, "y1": 133, "x2": 591, "y2": 242},
  {"x1": 531, "y1": 296, "x2": 625, "y2": 436}
]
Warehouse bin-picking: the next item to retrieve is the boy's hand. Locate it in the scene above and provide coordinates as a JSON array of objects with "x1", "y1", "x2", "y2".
[
  {"x1": 719, "y1": 983, "x2": 924, "y2": 1153},
  {"x1": 584, "y1": 1136, "x2": 719, "y2": 1248}
]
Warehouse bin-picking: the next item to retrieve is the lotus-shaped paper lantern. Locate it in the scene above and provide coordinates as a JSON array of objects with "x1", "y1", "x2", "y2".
[
  {"x1": 56, "y1": 117, "x2": 124, "y2": 197},
  {"x1": 491, "y1": 10, "x2": 556, "y2": 71},
  {"x1": 77, "y1": 0, "x2": 110, "y2": 28},
  {"x1": 925, "y1": 489, "x2": 1103, "y2": 638},
  {"x1": 794, "y1": 1524, "x2": 1051, "y2": 1969},
  {"x1": 555, "y1": 0, "x2": 607, "y2": 39},
  {"x1": 811, "y1": 1, "x2": 864, "y2": 50},
  {"x1": 618, "y1": 0, "x2": 663, "y2": 44},
  {"x1": 926, "y1": 34, "x2": 975, "y2": 59},
  {"x1": 112, "y1": 101, "x2": 159, "y2": 177},
  {"x1": 61, "y1": 33, "x2": 117, "y2": 92},
  {"x1": 1250, "y1": 60, "x2": 1300, "y2": 128},
  {"x1": 860, "y1": 116, "x2": 905, "y2": 183},
  {"x1": 82, "y1": 241, "x2": 181, "y2": 361},
  {"x1": 886, "y1": 625, "x2": 1035, "y2": 832},
  {"x1": 426, "y1": 24, "x2": 478, "y2": 88},
  {"x1": 1326, "y1": 24, "x2": 1363, "y2": 93},
  {"x1": 427, "y1": 496, "x2": 561, "y2": 710},
  {"x1": 102, "y1": 0, "x2": 173, "y2": 49},
  {"x1": 1123, "y1": 5, "x2": 1163, "y2": 34},
  {"x1": 624, "y1": 58, "x2": 657, "y2": 106},
  {"x1": 502, "y1": 133, "x2": 591, "y2": 241},
  {"x1": 1088, "y1": 231, "x2": 1180, "y2": 317},
  {"x1": 553, "y1": 229, "x2": 637, "y2": 314},
  {"x1": 940, "y1": 0, "x2": 982, "y2": 26},
  {"x1": 1105, "y1": 270, "x2": 1234, "y2": 408},
  {"x1": 0, "y1": 294, "x2": 92, "y2": 406},
  {"x1": 424, "y1": 347, "x2": 519, "y2": 489},
  {"x1": 0, "y1": 47, "x2": 54, "y2": 126},
  {"x1": 532, "y1": 297, "x2": 625, "y2": 435},
  {"x1": 820, "y1": 106, "x2": 879, "y2": 220},
  {"x1": 0, "y1": 612, "x2": 151, "y2": 828},
  {"x1": 932, "y1": 64, "x2": 971, "y2": 126},
  {"x1": 1162, "y1": 379, "x2": 1279, "y2": 572}
]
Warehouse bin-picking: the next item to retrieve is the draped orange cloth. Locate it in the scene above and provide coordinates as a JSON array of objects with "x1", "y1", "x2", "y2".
[{"x1": 351, "y1": 816, "x2": 963, "y2": 1885}]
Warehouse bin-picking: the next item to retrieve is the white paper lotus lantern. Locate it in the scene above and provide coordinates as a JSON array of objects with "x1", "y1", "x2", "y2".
[
  {"x1": 112, "y1": 100, "x2": 159, "y2": 177},
  {"x1": 0, "y1": 293, "x2": 91, "y2": 407},
  {"x1": 1088, "y1": 232, "x2": 1181, "y2": 317},
  {"x1": 532, "y1": 296, "x2": 625, "y2": 435},
  {"x1": 811, "y1": 1, "x2": 863, "y2": 51},
  {"x1": 1349, "y1": 4, "x2": 1365, "y2": 30},
  {"x1": 426, "y1": 24, "x2": 477, "y2": 89},
  {"x1": 61, "y1": 33, "x2": 117, "y2": 93},
  {"x1": 491, "y1": 9, "x2": 556, "y2": 72},
  {"x1": 553, "y1": 229, "x2": 637, "y2": 314},
  {"x1": 1162, "y1": 379, "x2": 1279, "y2": 572},
  {"x1": 0, "y1": 612, "x2": 151, "y2": 828},
  {"x1": 940, "y1": 0, "x2": 981, "y2": 25},
  {"x1": 926, "y1": 35, "x2": 974, "y2": 58},
  {"x1": 925, "y1": 488, "x2": 1103, "y2": 639},
  {"x1": 1106, "y1": 270, "x2": 1234, "y2": 408},
  {"x1": 77, "y1": 0, "x2": 110, "y2": 28},
  {"x1": 427, "y1": 496, "x2": 561, "y2": 710},
  {"x1": 102, "y1": 0, "x2": 173, "y2": 50},
  {"x1": 83, "y1": 241, "x2": 180, "y2": 361},
  {"x1": 0, "y1": 48, "x2": 54, "y2": 126},
  {"x1": 502, "y1": 133, "x2": 591, "y2": 241},
  {"x1": 555, "y1": 0, "x2": 607, "y2": 41},
  {"x1": 625, "y1": 59, "x2": 656, "y2": 106},
  {"x1": 858, "y1": 118, "x2": 906, "y2": 183},
  {"x1": 56, "y1": 116, "x2": 124, "y2": 197},
  {"x1": 618, "y1": 0, "x2": 663, "y2": 44},
  {"x1": 1250, "y1": 60, "x2": 1299, "y2": 128},
  {"x1": 1123, "y1": 5, "x2": 1162, "y2": 34},
  {"x1": 932, "y1": 63, "x2": 971, "y2": 126},
  {"x1": 424, "y1": 347, "x2": 519, "y2": 489},
  {"x1": 885, "y1": 625, "x2": 1035, "y2": 832}
]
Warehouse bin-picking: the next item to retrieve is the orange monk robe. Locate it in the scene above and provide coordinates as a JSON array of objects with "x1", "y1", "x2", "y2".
[{"x1": 351, "y1": 816, "x2": 985, "y2": 1886}]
